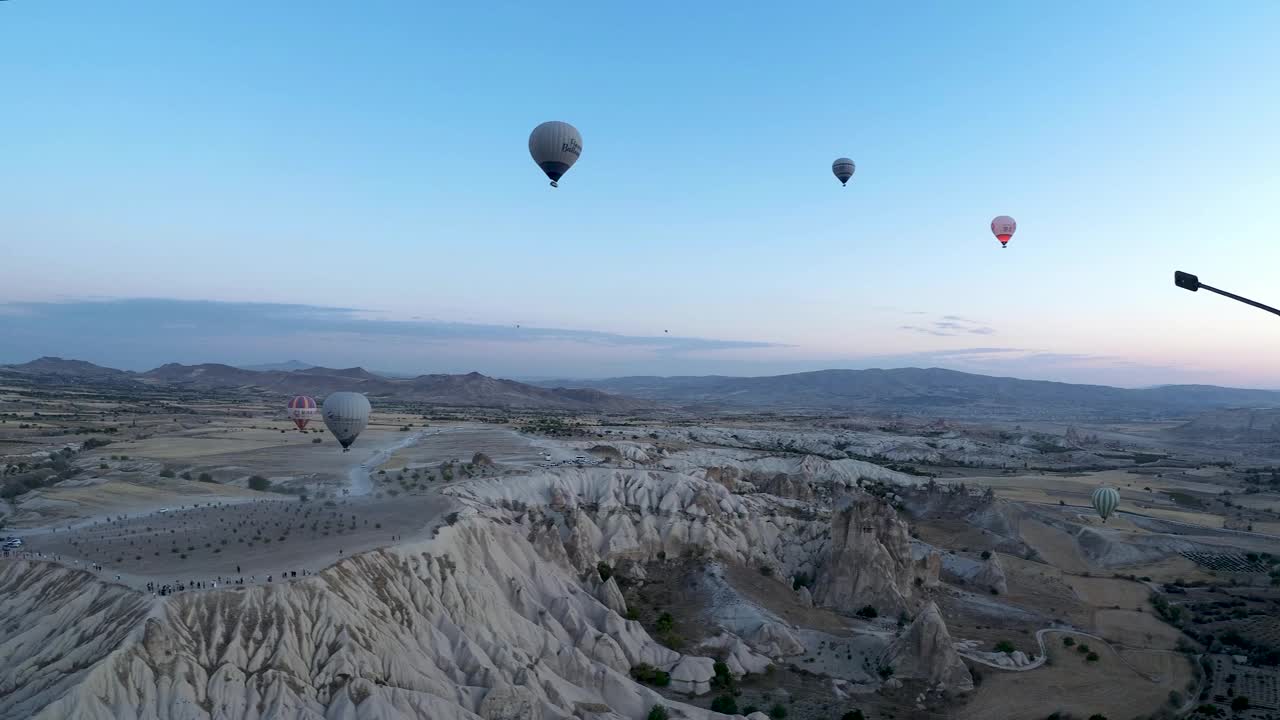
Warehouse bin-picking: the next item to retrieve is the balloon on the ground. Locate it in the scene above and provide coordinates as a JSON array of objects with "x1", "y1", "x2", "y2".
[
  {"x1": 991, "y1": 215, "x2": 1017, "y2": 248},
  {"x1": 1091, "y1": 486, "x2": 1120, "y2": 522},
  {"x1": 322, "y1": 392, "x2": 371, "y2": 451},
  {"x1": 529, "y1": 121, "x2": 582, "y2": 187},
  {"x1": 286, "y1": 395, "x2": 318, "y2": 431},
  {"x1": 832, "y1": 157, "x2": 855, "y2": 186}
]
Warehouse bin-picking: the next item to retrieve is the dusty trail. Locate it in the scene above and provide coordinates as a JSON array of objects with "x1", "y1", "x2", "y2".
[{"x1": 346, "y1": 427, "x2": 448, "y2": 496}]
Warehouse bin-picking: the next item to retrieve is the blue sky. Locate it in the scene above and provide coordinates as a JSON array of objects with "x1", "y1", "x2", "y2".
[{"x1": 2, "y1": 2, "x2": 1278, "y2": 386}]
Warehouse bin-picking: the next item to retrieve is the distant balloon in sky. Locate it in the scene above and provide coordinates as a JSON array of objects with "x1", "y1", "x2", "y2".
[
  {"x1": 991, "y1": 216, "x2": 1017, "y2": 248},
  {"x1": 529, "y1": 121, "x2": 582, "y2": 188},
  {"x1": 286, "y1": 395, "x2": 317, "y2": 431},
  {"x1": 832, "y1": 158, "x2": 855, "y2": 186},
  {"x1": 1091, "y1": 486, "x2": 1120, "y2": 523},
  {"x1": 322, "y1": 392, "x2": 370, "y2": 452}
]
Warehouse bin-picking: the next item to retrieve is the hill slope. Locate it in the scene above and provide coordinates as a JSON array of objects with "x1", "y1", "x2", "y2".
[
  {"x1": 533, "y1": 367, "x2": 1280, "y2": 419},
  {"x1": 137, "y1": 364, "x2": 650, "y2": 411}
]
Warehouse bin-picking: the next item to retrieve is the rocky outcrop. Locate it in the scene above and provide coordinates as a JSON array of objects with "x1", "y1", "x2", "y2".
[
  {"x1": 973, "y1": 553, "x2": 1008, "y2": 595},
  {"x1": 9, "y1": 516, "x2": 732, "y2": 720},
  {"x1": 813, "y1": 492, "x2": 920, "y2": 615},
  {"x1": 596, "y1": 576, "x2": 628, "y2": 616},
  {"x1": 913, "y1": 550, "x2": 942, "y2": 589},
  {"x1": 669, "y1": 656, "x2": 715, "y2": 695},
  {"x1": 756, "y1": 473, "x2": 816, "y2": 502},
  {"x1": 880, "y1": 602, "x2": 972, "y2": 692}
]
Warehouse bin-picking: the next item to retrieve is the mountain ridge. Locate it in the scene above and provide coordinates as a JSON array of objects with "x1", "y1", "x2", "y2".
[
  {"x1": 1, "y1": 358, "x2": 649, "y2": 412},
  {"x1": 529, "y1": 366, "x2": 1280, "y2": 419}
]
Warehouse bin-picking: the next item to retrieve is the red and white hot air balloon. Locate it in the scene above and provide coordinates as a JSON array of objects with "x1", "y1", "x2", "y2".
[
  {"x1": 991, "y1": 216, "x2": 1017, "y2": 248},
  {"x1": 286, "y1": 395, "x2": 318, "y2": 431}
]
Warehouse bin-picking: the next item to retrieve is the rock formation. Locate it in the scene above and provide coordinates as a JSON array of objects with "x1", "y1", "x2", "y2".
[
  {"x1": 973, "y1": 553, "x2": 1008, "y2": 595},
  {"x1": 880, "y1": 602, "x2": 973, "y2": 692},
  {"x1": 813, "y1": 491, "x2": 920, "y2": 615}
]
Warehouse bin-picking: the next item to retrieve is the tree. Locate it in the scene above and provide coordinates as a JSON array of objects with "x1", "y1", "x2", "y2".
[
  {"x1": 1086, "y1": 652, "x2": 1100, "y2": 662},
  {"x1": 198, "y1": 472, "x2": 214, "y2": 483},
  {"x1": 597, "y1": 561, "x2": 613, "y2": 582},
  {"x1": 710, "y1": 661, "x2": 735, "y2": 693},
  {"x1": 1231, "y1": 696, "x2": 1250, "y2": 712},
  {"x1": 856, "y1": 605, "x2": 878, "y2": 619},
  {"x1": 248, "y1": 475, "x2": 271, "y2": 492},
  {"x1": 768, "y1": 704, "x2": 788, "y2": 719},
  {"x1": 995, "y1": 640, "x2": 1015, "y2": 653},
  {"x1": 841, "y1": 711, "x2": 865, "y2": 720},
  {"x1": 646, "y1": 706, "x2": 670, "y2": 720},
  {"x1": 709, "y1": 695, "x2": 737, "y2": 714},
  {"x1": 1063, "y1": 637, "x2": 1076, "y2": 647}
]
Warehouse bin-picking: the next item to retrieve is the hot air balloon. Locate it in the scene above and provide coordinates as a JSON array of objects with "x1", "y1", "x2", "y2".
[
  {"x1": 286, "y1": 395, "x2": 318, "y2": 431},
  {"x1": 529, "y1": 121, "x2": 582, "y2": 187},
  {"x1": 1091, "y1": 486, "x2": 1120, "y2": 523},
  {"x1": 322, "y1": 392, "x2": 371, "y2": 452},
  {"x1": 832, "y1": 158, "x2": 855, "y2": 186},
  {"x1": 991, "y1": 216, "x2": 1017, "y2": 248}
]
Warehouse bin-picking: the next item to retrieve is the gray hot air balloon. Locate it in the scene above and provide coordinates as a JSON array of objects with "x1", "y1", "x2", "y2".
[
  {"x1": 832, "y1": 157, "x2": 855, "y2": 186},
  {"x1": 1091, "y1": 486, "x2": 1120, "y2": 523},
  {"x1": 322, "y1": 392, "x2": 371, "y2": 452},
  {"x1": 529, "y1": 121, "x2": 582, "y2": 187}
]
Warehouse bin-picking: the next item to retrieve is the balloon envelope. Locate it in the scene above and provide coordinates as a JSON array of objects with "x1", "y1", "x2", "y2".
[
  {"x1": 529, "y1": 121, "x2": 582, "y2": 187},
  {"x1": 322, "y1": 392, "x2": 371, "y2": 449},
  {"x1": 286, "y1": 395, "x2": 318, "y2": 431},
  {"x1": 832, "y1": 158, "x2": 855, "y2": 186},
  {"x1": 1091, "y1": 486, "x2": 1120, "y2": 522},
  {"x1": 991, "y1": 215, "x2": 1017, "y2": 246}
]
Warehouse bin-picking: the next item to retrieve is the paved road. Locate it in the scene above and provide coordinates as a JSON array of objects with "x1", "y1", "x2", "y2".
[{"x1": 958, "y1": 626, "x2": 1177, "y2": 684}]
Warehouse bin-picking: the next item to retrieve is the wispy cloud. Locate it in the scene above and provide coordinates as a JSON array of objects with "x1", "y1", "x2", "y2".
[
  {"x1": 0, "y1": 298, "x2": 786, "y2": 374},
  {"x1": 898, "y1": 313, "x2": 996, "y2": 337}
]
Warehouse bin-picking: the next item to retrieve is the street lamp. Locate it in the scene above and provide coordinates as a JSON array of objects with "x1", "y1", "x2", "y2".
[{"x1": 1174, "y1": 271, "x2": 1280, "y2": 318}]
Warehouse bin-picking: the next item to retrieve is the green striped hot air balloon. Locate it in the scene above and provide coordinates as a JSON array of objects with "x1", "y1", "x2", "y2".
[{"x1": 1091, "y1": 486, "x2": 1120, "y2": 523}]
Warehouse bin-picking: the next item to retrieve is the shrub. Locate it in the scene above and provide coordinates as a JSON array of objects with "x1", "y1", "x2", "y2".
[
  {"x1": 841, "y1": 712, "x2": 866, "y2": 720},
  {"x1": 646, "y1": 706, "x2": 670, "y2": 720},
  {"x1": 981, "y1": 550, "x2": 992, "y2": 560},
  {"x1": 1063, "y1": 637, "x2": 1075, "y2": 647},
  {"x1": 311, "y1": 438, "x2": 322, "y2": 444},
  {"x1": 769, "y1": 704, "x2": 788, "y2": 719},
  {"x1": 597, "y1": 561, "x2": 613, "y2": 582},
  {"x1": 652, "y1": 612, "x2": 674, "y2": 634},
  {"x1": 630, "y1": 663, "x2": 671, "y2": 687},
  {"x1": 995, "y1": 640, "x2": 1015, "y2": 653},
  {"x1": 1231, "y1": 696, "x2": 1250, "y2": 712},
  {"x1": 710, "y1": 661, "x2": 735, "y2": 692},
  {"x1": 856, "y1": 605, "x2": 878, "y2": 619},
  {"x1": 159, "y1": 469, "x2": 175, "y2": 478},
  {"x1": 1086, "y1": 652, "x2": 1099, "y2": 662},
  {"x1": 709, "y1": 695, "x2": 737, "y2": 715},
  {"x1": 180, "y1": 471, "x2": 191, "y2": 480},
  {"x1": 99, "y1": 463, "x2": 109, "y2": 470},
  {"x1": 248, "y1": 475, "x2": 271, "y2": 491},
  {"x1": 198, "y1": 472, "x2": 214, "y2": 483}
]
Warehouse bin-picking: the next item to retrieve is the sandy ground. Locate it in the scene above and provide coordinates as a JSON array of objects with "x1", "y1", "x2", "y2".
[
  {"x1": 1019, "y1": 518, "x2": 1092, "y2": 574},
  {"x1": 1064, "y1": 574, "x2": 1151, "y2": 608},
  {"x1": 16, "y1": 493, "x2": 455, "y2": 592},
  {"x1": 958, "y1": 631, "x2": 1193, "y2": 719}
]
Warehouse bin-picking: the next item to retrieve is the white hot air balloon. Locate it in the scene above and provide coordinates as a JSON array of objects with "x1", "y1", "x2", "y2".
[
  {"x1": 1091, "y1": 486, "x2": 1120, "y2": 523},
  {"x1": 991, "y1": 215, "x2": 1017, "y2": 248},
  {"x1": 832, "y1": 158, "x2": 855, "y2": 186},
  {"x1": 322, "y1": 392, "x2": 371, "y2": 452},
  {"x1": 528, "y1": 121, "x2": 582, "y2": 187}
]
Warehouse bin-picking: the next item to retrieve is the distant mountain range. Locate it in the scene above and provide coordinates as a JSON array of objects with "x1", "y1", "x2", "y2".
[
  {"x1": 6, "y1": 358, "x2": 1280, "y2": 420},
  {"x1": 530, "y1": 367, "x2": 1280, "y2": 420},
  {"x1": 0, "y1": 357, "x2": 648, "y2": 412}
]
